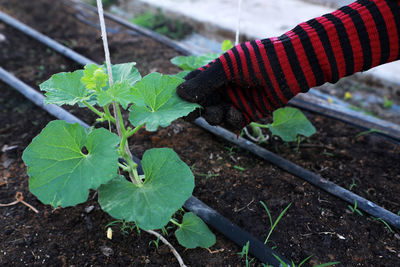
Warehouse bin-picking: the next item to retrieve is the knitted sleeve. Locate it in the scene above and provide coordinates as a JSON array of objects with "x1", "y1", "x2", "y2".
[{"x1": 216, "y1": 0, "x2": 400, "y2": 119}]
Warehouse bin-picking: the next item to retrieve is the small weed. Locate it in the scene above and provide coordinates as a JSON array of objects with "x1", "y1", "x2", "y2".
[
  {"x1": 224, "y1": 146, "x2": 236, "y2": 156},
  {"x1": 149, "y1": 236, "x2": 161, "y2": 249},
  {"x1": 238, "y1": 241, "x2": 254, "y2": 267},
  {"x1": 370, "y1": 217, "x2": 394, "y2": 233},
  {"x1": 323, "y1": 151, "x2": 334, "y2": 157},
  {"x1": 348, "y1": 200, "x2": 363, "y2": 216},
  {"x1": 271, "y1": 254, "x2": 340, "y2": 267},
  {"x1": 349, "y1": 178, "x2": 356, "y2": 190},
  {"x1": 191, "y1": 164, "x2": 220, "y2": 179},
  {"x1": 354, "y1": 128, "x2": 382, "y2": 139},
  {"x1": 131, "y1": 10, "x2": 193, "y2": 40},
  {"x1": 234, "y1": 165, "x2": 245, "y2": 171},
  {"x1": 260, "y1": 201, "x2": 291, "y2": 245},
  {"x1": 106, "y1": 220, "x2": 139, "y2": 236},
  {"x1": 383, "y1": 96, "x2": 394, "y2": 109}
]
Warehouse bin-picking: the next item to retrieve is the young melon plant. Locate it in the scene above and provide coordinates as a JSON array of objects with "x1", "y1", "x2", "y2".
[
  {"x1": 170, "y1": 40, "x2": 316, "y2": 144},
  {"x1": 22, "y1": 62, "x2": 216, "y2": 249}
]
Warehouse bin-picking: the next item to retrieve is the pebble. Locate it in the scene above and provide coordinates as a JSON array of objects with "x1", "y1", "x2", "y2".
[
  {"x1": 85, "y1": 205, "x2": 95, "y2": 213},
  {"x1": 100, "y1": 246, "x2": 114, "y2": 257}
]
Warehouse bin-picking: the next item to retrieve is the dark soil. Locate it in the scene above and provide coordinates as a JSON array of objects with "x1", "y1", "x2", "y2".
[{"x1": 0, "y1": 0, "x2": 399, "y2": 266}]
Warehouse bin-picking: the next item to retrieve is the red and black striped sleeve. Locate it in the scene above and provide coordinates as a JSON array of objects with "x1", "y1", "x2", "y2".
[{"x1": 217, "y1": 0, "x2": 400, "y2": 118}]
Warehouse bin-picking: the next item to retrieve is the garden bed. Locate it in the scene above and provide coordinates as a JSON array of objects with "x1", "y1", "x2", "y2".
[{"x1": 1, "y1": 0, "x2": 399, "y2": 266}]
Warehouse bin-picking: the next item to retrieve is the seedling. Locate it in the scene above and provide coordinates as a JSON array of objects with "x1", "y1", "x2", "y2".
[
  {"x1": 370, "y1": 217, "x2": 394, "y2": 233},
  {"x1": 383, "y1": 96, "x2": 393, "y2": 109},
  {"x1": 234, "y1": 165, "x2": 245, "y2": 171},
  {"x1": 272, "y1": 254, "x2": 340, "y2": 267},
  {"x1": 349, "y1": 178, "x2": 357, "y2": 191},
  {"x1": 260, "y1": 201, "x2": 291, "y2": 245},
  {"x1": 250, "y1": 107, "x2": 316, "y2": 143},
  {"x1": 347, "y1": 200, "x2": 363, "y2": 216},
  {"x1": 354, "y1": 128, "x2": 382, "y2": 139},
  {"x1": 21, "y1": 3, "x2": 216, "y2": 264},
  {"x1": 238, "y1": 241, "x2": 255, "y2": 267}
]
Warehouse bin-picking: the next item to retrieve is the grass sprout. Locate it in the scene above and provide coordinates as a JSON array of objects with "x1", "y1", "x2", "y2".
[{"x1": 260, "y1": 201, "x2": 291, "y2": 244}]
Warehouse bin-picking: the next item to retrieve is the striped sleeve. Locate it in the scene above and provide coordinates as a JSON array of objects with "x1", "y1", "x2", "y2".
[{"x1": 217, "y1": 0, "x2": 400, "y2": 119}]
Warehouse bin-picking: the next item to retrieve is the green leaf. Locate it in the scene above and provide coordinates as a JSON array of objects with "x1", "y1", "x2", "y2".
[
  {"x1": 98, "y1": 148, "x2": 195, "y2": 230},
  {"x1": 175, "y1": 212, "x2": 216, "y2": 248},
  {"x1": 97, "y1": 81, "x2": 135, "y2": 109},
  {"x1": 221, "y1": 40, "x2": 234, "y2": 52},
  {"x1": 172, "y1": 70, "x2": 191, "y2": 79},
  {"x1": 40, "y1": 70, "x2": 88, "y2": 105},
  {"x1": 170, "y1": 53, "x2": 219, "y2": 71},
  {"x1": 128, "y1": 72, "x2": 199, "y2": 131},
  {"x1": 22, "y1": 120, "x2": 120, "y2": 208},
  {"x1": 268, "y1": 107, "x2": 316, "y2": 142},
  {"x1": 81, "y1": 64, "x2": 108, "y2": 91},
  {"x1": 104, "y1": 62, "x2": 141, "y2": 87}
]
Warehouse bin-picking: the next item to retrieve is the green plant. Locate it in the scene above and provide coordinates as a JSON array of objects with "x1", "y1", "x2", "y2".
[
  {"x1": 354, "y1": 128, "x2": 382, "y2": 139},
  {"x1": 383, "y1": 96, "x2": 393, "y2": 109},
  {"x1": 22, "y1": 3, "x2": 216, "y2": 258},
  {"x1": 131, "y1": 10, "x2": 193, "y2": 40},
  {"x1": 250, "y1": 107, "x2": 316, "y2": 143},
  {"x1": 348, "y1": 200, "x2": 363, "y2": 216},
  {"x1": 238, "y1": 241, "x2": 255, "y2": 267},
  {"x1": 22, "y1": 63, "x2": 216, "y2": 249},
  {"x1": 349, "y1": 178, "x2": 356, "y2": 190},
  {"x1": 272, "y1": 254, "x2": 340, "y2": 267},
  {"x1": 260, "y1": 201, "x2": 291, "y2": 245},
  {"x1": 370, "y1": 217, "x2": 394, "y2": 233}
]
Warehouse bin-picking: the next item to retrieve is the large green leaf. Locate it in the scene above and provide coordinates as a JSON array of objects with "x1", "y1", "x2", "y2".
[
  {"x1": 170, "y1": 53, "x2": 219, "y2": 71},
  {"x1": 98, "y1": 148, "x2": 195, "y2": 230},
  {"x1": 40, "y1": 70, "x2": 88, "y2": 105},
  {"x1": 175, "y1": 212, "x2": 216, "y2": 248},
  {"x1": 22, "y1": 120, "x2": 120, "y2": 208},
  {"x1": 268, "y1": 107, "x2": 316, "y2": 142},
  {"x1": 128, "y1": 72, "x2": 199, "y2": 131}
]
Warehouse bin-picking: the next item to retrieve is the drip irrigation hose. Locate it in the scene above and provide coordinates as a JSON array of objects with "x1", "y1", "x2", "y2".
[
  {"x1": 0, "y1": 67, "x2": 89, "y2": 128},
  {"x1": 0, "y1": 10, "x2": 96, "y2": 66},
  {"x1": 194, "y1": 118, "x2": 400, "y2": 229},
  {"x1": 66, "y1": 0, "x2": 400, "y2": 143}
]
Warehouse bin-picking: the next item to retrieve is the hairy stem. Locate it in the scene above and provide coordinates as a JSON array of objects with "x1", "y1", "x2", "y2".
[
  {"x1": 97, "y1": 0, "x2": 136, "y2": 182},
  {"x1": 145, "y1": 230, "x2": 187, "y2": 267},
  {"x1": 82, "y1": 100, "x2": 105, "y2": 118},
  {"x1": 170, "y1": 218, "x2": 182, "y2": 228}
]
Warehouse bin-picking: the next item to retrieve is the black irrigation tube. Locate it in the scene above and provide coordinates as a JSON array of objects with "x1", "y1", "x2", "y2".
[
  {"x1": 67, "y1": 0, "x2": 400, "y2": 143},
  {"x1": 194, "y1": 118, "x2": 400, "y2": 229},
  {"x1": 0, "y1": 12, "x2": 289, "y2": 267}
]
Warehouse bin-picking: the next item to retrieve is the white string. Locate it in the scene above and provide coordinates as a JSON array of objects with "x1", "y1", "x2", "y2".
[{"x1": 235, "y1": 0, "x2": 243, "y2": 45}]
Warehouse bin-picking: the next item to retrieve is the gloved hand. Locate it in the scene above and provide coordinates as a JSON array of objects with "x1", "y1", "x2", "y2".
[{"x1": 177, "y1": 0, "x2": 400, "y2": 129}]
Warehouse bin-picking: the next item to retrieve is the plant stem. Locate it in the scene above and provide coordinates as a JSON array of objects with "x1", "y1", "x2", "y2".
[
  {"x1": 97, "y1": 0, "x2": 137, "y2": 183},
  {"x1": 144, "y1": 230, "x2": 187, "y2": 267},
  {"x1": 250, "y1": 122, "x2": 269, "y2": 129},
  {"x1": 170, "y1": 218, "x2": 182, "y2": 228},
  {"x1": 82, "y1": 100, "x2": 105, "y2": 118},
  {"x1": 126, "y1": 124, "x2": 144, "y2": 137}
]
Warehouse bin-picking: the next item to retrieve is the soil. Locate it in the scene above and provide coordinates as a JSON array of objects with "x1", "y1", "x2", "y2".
[{"x1": 0, "y1": 0, "x2": 399, "y2": 266}]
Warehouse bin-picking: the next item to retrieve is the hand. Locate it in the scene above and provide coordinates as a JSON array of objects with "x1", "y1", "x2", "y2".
[{"x1": 177, "y1": 46, "x2": 275, "y2": 130}]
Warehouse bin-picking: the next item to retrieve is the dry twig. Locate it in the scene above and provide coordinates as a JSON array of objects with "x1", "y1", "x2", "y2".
[
  {"x1": 0, "y1": 191, "x2": 39, "y2": 213},
  {"x1": 145, "y1": 230, "x2": 187, "y2": 267}
]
